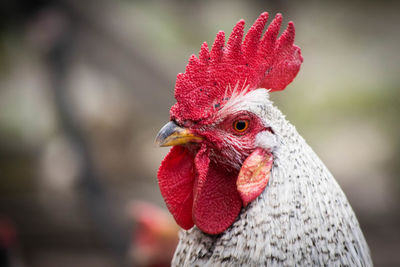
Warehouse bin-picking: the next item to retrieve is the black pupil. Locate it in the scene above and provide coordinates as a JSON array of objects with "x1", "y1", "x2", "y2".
[{"x1": 235, "y1": 121, "x2": 246, "y2": 131}]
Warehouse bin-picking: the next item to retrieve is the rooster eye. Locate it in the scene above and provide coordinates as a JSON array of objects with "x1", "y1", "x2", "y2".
[{"x1": 233, "y1": 120, "x2": 249, "y2": 133}]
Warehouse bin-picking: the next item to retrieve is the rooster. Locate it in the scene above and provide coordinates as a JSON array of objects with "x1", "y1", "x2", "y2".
[{"x1": 155, "y1": 12, "x2": 372, "y2": 266}]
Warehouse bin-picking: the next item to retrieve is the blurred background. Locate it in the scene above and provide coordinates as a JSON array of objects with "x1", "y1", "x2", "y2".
[{"x1": 0, "y1": 0, "x2": 399, "y2": 266}]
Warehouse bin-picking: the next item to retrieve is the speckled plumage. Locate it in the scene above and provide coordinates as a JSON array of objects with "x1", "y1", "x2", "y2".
[{"x1": 171, "y1": 90, "x2": 372, "y2": 266}]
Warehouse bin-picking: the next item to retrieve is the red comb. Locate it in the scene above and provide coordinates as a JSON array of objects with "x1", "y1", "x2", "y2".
[{"x1": 170, "y1": 12, "x2": 303, "y2": 122}]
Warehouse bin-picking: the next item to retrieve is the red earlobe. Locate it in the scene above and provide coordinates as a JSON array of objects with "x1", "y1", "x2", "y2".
[{"x1": 237, "y1": 148, "x2": 273, "y2": 206}]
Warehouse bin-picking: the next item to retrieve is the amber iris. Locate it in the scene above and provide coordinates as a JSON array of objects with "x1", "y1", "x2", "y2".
[{"x1": 233, "y1": 120, "x2": 249, "y2": 133}]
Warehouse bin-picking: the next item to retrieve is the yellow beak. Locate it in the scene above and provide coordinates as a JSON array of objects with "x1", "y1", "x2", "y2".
[{"x1": 155, "y1": 121, "x2": 203, "y2": 147}]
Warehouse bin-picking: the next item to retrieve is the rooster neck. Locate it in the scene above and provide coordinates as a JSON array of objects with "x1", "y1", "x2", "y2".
[{"x1": 171, "y1": 104, "x2": 372, "y2": 266}]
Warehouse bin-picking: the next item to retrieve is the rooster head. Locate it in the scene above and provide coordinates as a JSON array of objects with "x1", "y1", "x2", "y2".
[{"x1": 156, "y1": 12, "x2": 303, "y2": 234}]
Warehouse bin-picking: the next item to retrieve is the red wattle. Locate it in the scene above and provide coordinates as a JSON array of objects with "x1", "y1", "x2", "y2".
[
  {"x1": 192, "y1": 145, "x2": 242, "y2": 234},
  {"x1": 157, "y1": 146, "x2": 195, "y2": 229},
  {"x1": 158, "y1": 145, "x2": 243, "y2": 234}
]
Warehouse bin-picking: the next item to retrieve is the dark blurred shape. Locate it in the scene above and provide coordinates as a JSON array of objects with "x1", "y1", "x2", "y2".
[
  {"x1": 0, "y1": 0, "x2": 52, "y2": 30},
  {"x1": 0, "y1": 217, "x2": 15, "y2": 267},
  {"x1": 43, "y1": 6, "x2": 130, "y2": 266},
  {"x1": 0, "y1": 216, "x2": 23, "y2": 267}
]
